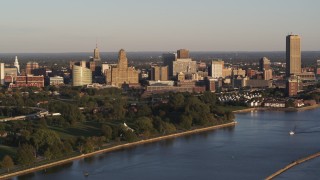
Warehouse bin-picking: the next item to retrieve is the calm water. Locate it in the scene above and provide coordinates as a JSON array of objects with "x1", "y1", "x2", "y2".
[{"x1": 14, "y1": 109, "x2": 320, "y2": 180}]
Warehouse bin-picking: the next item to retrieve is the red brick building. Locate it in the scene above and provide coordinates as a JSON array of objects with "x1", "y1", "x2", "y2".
[
  {"x1": 286, "y1": 78, "x2": 298, "y2": 97},
  {"x1": 9, "y1": 75, "x2": 44, "y2": 88}
]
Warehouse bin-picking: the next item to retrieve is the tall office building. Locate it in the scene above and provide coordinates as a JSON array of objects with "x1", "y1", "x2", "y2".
[
  {"x1": 263, "y1": 69, "x2": 273, "y2": 80},
  {"x1": 106, "y1": 49, "x2": 139, "y2": 87},
  {"x1": 163, "y1": 49, "x2": 196, "y2": 79},
  {"x1": 72, "y1": 62, "x2": 92, "y2": 86},
  {"x1": 286, "y1": 34, "x2": 301, "y2": 77},
  {"x1": 14, "y1": 56, "x2": 20, "y2": 74},
  {"x1": 151, "y1": 66, "x2": 168, "y2": 81},
  {"x1": 163, "y1": 53, "x2": 177, "y2": 78},
  {"x1": 0, "y1": 63, "x2": 5, "y2": 85},
  {"x1": 26, "y1": 62, "x2": 39, "y2": 75},
  {"x1": 316, "y1": 60, "x2": 320, "y2": 78},
  {"x1": 93, "y1": 44, "x2": 101, "y2": 61},
  {"x1": 211, "y1": 60, "x2": 224, "y2": 78},
  {"x1": 177, "y1": 49, "x2": 189, "y2": 59},
  {"x1": 259, "y1": 57, "x2": 271, "y2": 71}
]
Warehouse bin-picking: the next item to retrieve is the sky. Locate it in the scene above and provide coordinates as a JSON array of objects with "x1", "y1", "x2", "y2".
[{"x1": 0, "y1": 0, "x2": 320, "y2": 53}]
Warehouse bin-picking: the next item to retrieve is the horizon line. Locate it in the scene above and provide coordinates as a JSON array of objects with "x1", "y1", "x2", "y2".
[{"x1": 1, "y1": 50, "x2": 320, "y2": 54}]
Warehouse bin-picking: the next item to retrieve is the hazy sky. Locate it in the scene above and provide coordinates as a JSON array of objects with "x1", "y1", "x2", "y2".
[{"x1": 1, "y1": 0, "x2": 320, "y2": 53}]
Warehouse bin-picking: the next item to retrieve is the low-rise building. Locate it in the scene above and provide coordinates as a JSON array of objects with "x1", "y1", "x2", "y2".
[
  {"x1": 50, "y1": 76, "x2": 64, "y2": 86},
  {"x1": 264, "y1": 101, "x2": 286, "y2": 108},
  {"x1": 9, "y1": 75, "x2": 44, "y2": 88}
]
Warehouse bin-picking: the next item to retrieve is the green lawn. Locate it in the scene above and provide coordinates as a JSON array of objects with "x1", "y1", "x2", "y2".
[{"x1": 49, "y1": 121, "x2": 103, "y2": 139}]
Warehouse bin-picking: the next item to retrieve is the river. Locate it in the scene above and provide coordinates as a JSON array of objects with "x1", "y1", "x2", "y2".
[{"x1": 14, "y1": 108, "x2": 320, "y2": 180}]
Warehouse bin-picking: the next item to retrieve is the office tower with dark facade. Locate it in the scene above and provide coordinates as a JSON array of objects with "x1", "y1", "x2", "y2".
[{"x1": 259, "y1": 57, "x2": 271, "y2": 71}]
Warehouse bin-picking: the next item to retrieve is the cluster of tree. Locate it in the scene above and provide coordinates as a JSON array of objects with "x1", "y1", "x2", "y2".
[
  {"x1": 48, "y1": 101, "x2": 84, "y2": 125},
  {"x1": 0, "y1": 88, "x2": 49, "y2": 107},
  {"x1": 0, "y1": 107, "x2": 36, "y2": 118}
]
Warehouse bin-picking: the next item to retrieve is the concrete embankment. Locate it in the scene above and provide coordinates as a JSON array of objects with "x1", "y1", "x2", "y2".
[
  {"x1": 233, "y1": 104, "x2": 320, "y2": 114},
  {"x1": 0, "y1": 121, "x2": 236, "y2": 180},
  {"x1": 265, "y1": 152, "x2": 320, "y2": 180}
]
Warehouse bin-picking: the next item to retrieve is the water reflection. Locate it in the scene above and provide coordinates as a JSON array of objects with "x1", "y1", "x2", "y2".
[
  {"x1": 16, "y1": 172, "x2": 35, "y2": 180},
  {"x1": 42, "y1": 162, "x2": 73, "y2": 175}
]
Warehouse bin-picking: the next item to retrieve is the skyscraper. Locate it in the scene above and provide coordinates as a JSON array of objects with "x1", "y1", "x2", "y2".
[
  {"x1": 26, "y1": 62, "x2": 39, "y2": 75},
  {"x1": 259, "y1": 57, "x2": 271, "y2": 71},
  {"x1": 163, "y1": 52, "x2": 177, "y2": 78},
  {"x1": 14, "y1": 56, "x2": 20, "y2": 74},
  {"x1": 0, "y1": 63, "x2": 4, "y2": 85},
  {"x1": 211, "y1": 60, "x2": 224, "y2": 78},
  {"x1": 177, "y1": 49, "x2": 189, "y2": 59},
  {"x1": 106, "y1": 49, "x2": 139, "y2": 87},
  {"x1": 286, "y1": 34, "x2": 301, "y2": 77},
  {"x1": 151, "y1": 66, "x2": 168, "y2": 81},
  {"x1": 93, "y1": 43, "x2": 101, "y2": 61},
  {"x1": 72, "y1": 62, "x2": 92, "y2": 86}
]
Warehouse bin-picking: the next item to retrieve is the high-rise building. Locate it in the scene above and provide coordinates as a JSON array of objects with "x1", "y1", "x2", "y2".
[
  {"x1": 173, "y1": 59, "x2": 197, "y2": 77},
  {"x1": 286, "y1": 34, "x2": 301, "y2": 77},
  {"x1": 72, "y1": 63, "x2": 92, "y2": 86},
  {"x1": 316, "y1": 60, "x2": 320, "y2": 78},
  {"x1": 211, "y1": 60, "x2": 224, "y2": 78},
  {"x1": 163, "y1": 53, "x2": 177, "y2": 78},
  {"x1": 177, "y1": 49, "x2": 189, "y2": 59},
  {"x1": 93, "y1": 44, "x2": 101, "y2": 61},
  {"x1": 163, "y1": 49, "x2": 196, "y2": 79},
  {"x1": 263, "y1": 69, "x2": 273, "y2": 80},
  {"x1": 26, "y1": 62, "x2": 39, "y2": 75},
  {"x1": 259, "y1": 57, "x2": 271, "y2": 71},
  {"x1": 106, "y1": 49, "x2": 139, "y2": 87},
  {"x1": 0, "y1": 63, "x2": 5, "y2": 85},
  {"x1": 14, "y1": 56, "x2": 20, "y2": 74},
  {"x1": 150, "y1": 66, "x2": 168, "y2": 81}
]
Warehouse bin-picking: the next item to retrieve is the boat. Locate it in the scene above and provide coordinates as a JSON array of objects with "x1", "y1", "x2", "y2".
[
  {"x1": 83, "y1": 171, "x2": 89, "y2": 177},
  {"x1": 289, "y1": 126, "x2": 296, "y2": 135}
]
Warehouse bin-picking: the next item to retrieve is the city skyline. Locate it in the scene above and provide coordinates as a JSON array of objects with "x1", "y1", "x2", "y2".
[{"x1": 1, "y1": 0, "x2": 320, "y2": 53}]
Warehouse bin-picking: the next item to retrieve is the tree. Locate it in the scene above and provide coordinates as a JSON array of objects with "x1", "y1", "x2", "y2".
[
  {"x1": 200, "y1": 91, "x2": 217, "y2": 105},
  {"x1": 122, "y1": 130, "x2": 137, "y2": 142},
  {"x1": 31, "y1": 129, "x2": 61, "y2": 154},
  {"x1": 1, "y1": 155, "x2": 14, "y2": 172},
  {"x1": 135, "y1": 117, "x2": 154, "y2": 134},
  {"x1": 101, "y1": 125, "x2": 112, "y2": 141},
  {"x1": 17, "y1": 144, "x2": 36, "y2": 165},
  {"x1": 179, "y1": 114, "x2": 192, "y2": 130},
  {"x1": 170, "y1": 93, "x2": 185, "y2": 110},
  {"x1": 224, "y1": 111, "x2": 235, "y2": 121},
  {"x1": 136, "y1": 104, "x2": 152, "y2": 117}
]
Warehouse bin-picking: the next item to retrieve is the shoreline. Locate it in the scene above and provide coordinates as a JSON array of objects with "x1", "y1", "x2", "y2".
[
  {"x1": 265, "y1": 152, "x2": 320, "y2": 180},
  {"x1": 0, "y1": 121, "x2": 237, "y2": 179},
  {"x1": 233, "y1": 104, "x2": 320, "y2": 114}
]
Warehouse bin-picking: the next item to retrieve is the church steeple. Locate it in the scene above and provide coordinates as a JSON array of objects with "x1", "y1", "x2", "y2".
[{"x1": 14, "y1": 56, "x2": 20, "y2": 74}]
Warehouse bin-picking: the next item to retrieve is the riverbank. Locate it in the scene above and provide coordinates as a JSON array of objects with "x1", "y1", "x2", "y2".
[
  {"x1": 233, "y1": 104, "x2": 320, "y2": 114},
  {"x1": 0, "y1": 121, "x2": 237, "y2": 179},
  {"x1": 265, "y1": 152, "x2": 320, "y2": 180}
]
